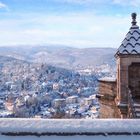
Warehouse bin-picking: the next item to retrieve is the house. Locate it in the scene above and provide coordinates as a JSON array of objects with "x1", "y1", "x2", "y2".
[
  {"x1": 66, "y1": 96, "x2": 78, "y2": 104},
  {"x1": 52, "y1": 98, "x2": 66, "y2": 108},
  {"x1": 5, "y1": 94, "x2": 16, "y2": 112}
]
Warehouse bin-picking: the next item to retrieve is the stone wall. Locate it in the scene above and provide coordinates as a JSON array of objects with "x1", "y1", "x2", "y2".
[
  {"x1": 98, "y1": 79, "x2": 120, "y2": 118},
  {"x1": 98, "y1": 80, "x2": 117, "y2": 100},
  {"x1": 129, "y1": 63, "x2": 140, "y2": 98},
  {"x1": 99, "y1": 99, "x2": 120, "y2": 118},
  {"x1": 115, "y1": 55, "x2": 140, "y2": 118},
  {"x1": 116, "y1": 55, "x2": 140, "y2": 104}
]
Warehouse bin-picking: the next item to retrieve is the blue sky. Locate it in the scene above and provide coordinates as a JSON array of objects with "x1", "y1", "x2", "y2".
[{"x1": 0, "y1": 0, "x2": 140, "y2": 48}]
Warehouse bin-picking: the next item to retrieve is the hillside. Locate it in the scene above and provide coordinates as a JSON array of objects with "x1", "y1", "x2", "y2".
[{"x1": 0, "y1": 46, "x2": 116, "y2": 69}]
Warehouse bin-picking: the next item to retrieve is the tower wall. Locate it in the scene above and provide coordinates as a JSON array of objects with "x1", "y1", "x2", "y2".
[{"x1": 116, "y1": 55, "x2": 140, "y2": 117}]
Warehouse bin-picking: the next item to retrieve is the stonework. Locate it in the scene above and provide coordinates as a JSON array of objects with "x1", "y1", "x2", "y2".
[
  {"x1": 98, "y1": 79, "x2": 116, "y2": 100},
  {"x1": 116, "y1": 55, "x2": 140, "y2": 117},
  {"x1": 98, "y1": 78, "x2": 120, "y2": 118},
  {"x1": 115, "y1": 13, "x2": 140, "y2": 118},
  {"x1": 99, "y1": 13, "x2": 140, "y2": 118},
  {"x1": 99, "y1": 99, "x2": 120, "y2": 118}
]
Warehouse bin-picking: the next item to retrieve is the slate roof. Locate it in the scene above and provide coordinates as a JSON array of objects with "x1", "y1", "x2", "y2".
[{"x1": 116, "y1": 13, "x2": 140, "y2": 56}]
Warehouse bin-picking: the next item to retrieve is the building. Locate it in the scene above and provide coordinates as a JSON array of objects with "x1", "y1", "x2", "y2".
[
  {"x1": 99, "y1": 13, "x2": 140, "y2": 118},
  {"x1": 115, "y1": 13, "x2": 140, "y2": 118}
]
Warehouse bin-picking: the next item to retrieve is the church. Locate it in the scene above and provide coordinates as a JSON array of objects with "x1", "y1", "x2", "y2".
[{"x1": 98, "y1": 13, "x2": 140, "y2": 118}]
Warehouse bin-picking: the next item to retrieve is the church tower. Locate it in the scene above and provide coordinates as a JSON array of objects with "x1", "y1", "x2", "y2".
[{"x1": 115, "y1": 13, "x2": 140, "y2": 118}]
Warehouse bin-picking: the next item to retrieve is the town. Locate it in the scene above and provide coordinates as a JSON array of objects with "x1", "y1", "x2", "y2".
[{"x1": 0, "y1": 57, "x2": 115, "y2": 119}]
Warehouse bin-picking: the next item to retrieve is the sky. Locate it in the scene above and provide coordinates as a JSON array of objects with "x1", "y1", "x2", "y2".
[{"x1": 0, "y1": 0, "x2": 140, "y2": 48}]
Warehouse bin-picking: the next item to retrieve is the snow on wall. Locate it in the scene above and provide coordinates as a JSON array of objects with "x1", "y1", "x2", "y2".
[
  {"x1": 1, "y1": 135, "x2": 140, "y2": 140},
  {"x1": 0, "y1": 119, "x2": 140, "y2": 134}
]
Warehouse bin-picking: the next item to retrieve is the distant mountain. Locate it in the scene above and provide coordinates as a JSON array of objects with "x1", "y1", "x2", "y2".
[
  {"x1": 0, "y1": 55, "x2": 30, "y2": 65},
  {"x1": 0, "y1": 45, "x2": 117, "y2": 69}
]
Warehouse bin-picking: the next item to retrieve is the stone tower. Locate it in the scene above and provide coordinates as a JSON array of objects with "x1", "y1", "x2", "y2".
[{"x1": 115, "y1": 13, "x2": 140, "y2": 117}]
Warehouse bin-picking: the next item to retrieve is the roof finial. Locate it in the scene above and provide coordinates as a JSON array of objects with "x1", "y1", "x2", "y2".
[{"x1": 131, "y1": 12, "x2": 137, "y2": 26}]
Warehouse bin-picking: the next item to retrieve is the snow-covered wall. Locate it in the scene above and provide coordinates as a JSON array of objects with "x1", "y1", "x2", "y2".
[{"x1": 0, "y1": 119, "x2": 140, "y2": 136}]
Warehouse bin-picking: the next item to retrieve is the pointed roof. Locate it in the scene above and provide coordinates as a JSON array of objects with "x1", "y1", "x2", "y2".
[{"x1": 116, "y1": 13, "x2": 140, "y2": 56}]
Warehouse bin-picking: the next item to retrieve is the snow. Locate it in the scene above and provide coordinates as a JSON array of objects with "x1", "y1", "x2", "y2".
[
  {"x1": 0, "y1": 119, "x2": 140, "y2": 134},
  {"x1": 0, "y1": 111, "x2": 13, "y2": 117},
  {"x1": 98, "y1": 77, "x2": 116, "y2": 82},
  {"x1": 0, "y1": 135, "x2": 140, "y2": 140},
  {"x1": 0, "y1": 119, "x2": 140, "y2": 139}
]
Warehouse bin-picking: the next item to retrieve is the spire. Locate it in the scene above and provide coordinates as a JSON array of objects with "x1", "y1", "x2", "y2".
[
  {"x1": 131, "y1": 12, "x2": 139, "y2": 29},
  {"x1": 131, "y1": 13, "x2": 137, "y2": 26},
  {"x1": 116, "y1": 13, "x2": 140, "y2": 56}
]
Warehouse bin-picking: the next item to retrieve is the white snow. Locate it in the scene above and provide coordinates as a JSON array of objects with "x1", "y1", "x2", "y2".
[
  {"x1": 0, "y1": 119, "x2": 140, "y2": 133},
  {"x1": 0, "y1": 111, "x2": 13, "y2": 117},
  {"x1": 0, "y1": 135, "x2": 140, "y2": 140},
  {"x1": 98, "y1": 77, "x2": 116, "y2": 82},
  {"x1": 0, "y1": 119, "x2": 140, "y2": 140}
]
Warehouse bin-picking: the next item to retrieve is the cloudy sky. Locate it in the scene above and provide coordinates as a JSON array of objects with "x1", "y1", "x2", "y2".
[{"x1": 0, "y1": 0, "x2": 140, "y2": 48}]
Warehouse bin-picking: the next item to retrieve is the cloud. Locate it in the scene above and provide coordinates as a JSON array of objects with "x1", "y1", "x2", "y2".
[
  {"x1": 54, "y1": 0, "x2": 111, "y2": 5},
  {"x1": 54, "y1": 0, "x2": 140, "y2": 7},
  {"x1": 55, "y1": 0, "x2": 91, "y2": 4},
  {"x1": 62, "y1": 0, "x2": 94, "y2": 4},
  {"x1": 0, "y1": 1, "x2": 7, "y2": 9},
  {"x1": 0, "y1": 12, "x2": 132, "y2": 48},
  {"x1": 112, "y1": 0, "x2": 140, "y2": 7}
]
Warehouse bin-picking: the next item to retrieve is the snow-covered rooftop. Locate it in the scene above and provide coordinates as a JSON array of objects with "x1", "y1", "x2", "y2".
[{"x1": 116, "y1": 13, "x2": 140, "y2": 56}]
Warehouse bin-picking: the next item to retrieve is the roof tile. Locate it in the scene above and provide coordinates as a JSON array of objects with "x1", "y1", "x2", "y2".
[{"x1": 116, "y1": 13, "x2": 140, "y2": 56}]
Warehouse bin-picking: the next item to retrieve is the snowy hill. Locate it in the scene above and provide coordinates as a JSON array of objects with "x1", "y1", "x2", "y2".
[{"x1": 0, "y1": 46, "x2": 116, "y2": 69}]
